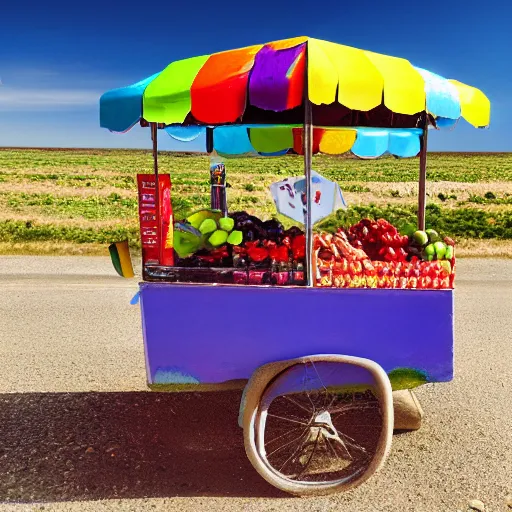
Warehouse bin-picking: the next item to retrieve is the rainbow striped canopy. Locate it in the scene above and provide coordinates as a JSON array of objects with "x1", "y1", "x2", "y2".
[{"x1": 100, "y1": 36, "x2": 490, "y2": 157}]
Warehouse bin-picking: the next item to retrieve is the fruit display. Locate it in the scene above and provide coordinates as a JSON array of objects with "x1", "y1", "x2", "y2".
[
  {"x1": 173, "y1": 210, "x2": 306, "y2": 285},
  {"x1": 225, "y1": 212, "x2": 307, "y2": 286},
  {"x1": 314, "y1": 219, "x2": 456, "y2": 289},
  {"x1": 171, "y1": 209, "x2": 454, "y2": 290},
  {"x1": 409, "y1": 228, "x2": 455, "y2": 262},
  {"x1": 173, "y1": 208, "x2": 244, "y2": 263},
  {"x1": 232, "y1": 228, "x2": 306, "y2": 285}
]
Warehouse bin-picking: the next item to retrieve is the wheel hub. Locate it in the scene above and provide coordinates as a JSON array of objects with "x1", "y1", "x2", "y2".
[{"x1": 296, "y1": 410, "x2": 353, "y2": 475}]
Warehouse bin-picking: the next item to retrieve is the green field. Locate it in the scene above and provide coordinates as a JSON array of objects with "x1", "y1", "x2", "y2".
[{"x1": 1, "y1": 148, "x2": 511, "y2": 256}]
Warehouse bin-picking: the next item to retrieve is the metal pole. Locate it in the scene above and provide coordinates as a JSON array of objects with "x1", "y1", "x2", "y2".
[
  {"x1": 206, "y1": 127, "x2": 227, "y2": 215},
  {"x1": 151, "y1": 122, "x2": 162, "y2": 264},
  {"x1": 418, "y1": 116, "x2": 428, "y2": 231},
  {"x1": 206, "y1": 126, "x2": 214, "y2": 154},
  {"x1": 303, "y1": 76, "x2": 314, "y2": 287}
]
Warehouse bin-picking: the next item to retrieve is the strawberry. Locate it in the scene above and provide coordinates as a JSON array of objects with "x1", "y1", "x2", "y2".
[
  {"x1": 362, "y1": 259, "x2": 376, "y2": 275},
  {"x1": 247, "y1": 246, "x2": 269, "y2": 262},
  {"x1": 291, "y1": 234, "x2": 306, "y2": 260}
]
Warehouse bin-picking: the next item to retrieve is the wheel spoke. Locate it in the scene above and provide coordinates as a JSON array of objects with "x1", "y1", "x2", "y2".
[
  {"x1": 310, "y1": 360, "x2": 328, "y2": 394},
  {"x1": 278, "y1": 429, "x2": 311, "y2": 473},
  {"x1": 308, "y1": 361, "x2": 336, "y2": 411},
  {"x1": 296, "y1": 428, "x2": 321, "y2": 479},
  {"x1": 267, "y1": 427, "x2": 309, "y2": 458},
  {"x1": 328, "y1": 435, "x2": 353, "y2": 461},
  {"x1": 265, "y1": 425, "x2": 303, "y2": 446},
  {"x1": 302, "y1": 364, "x2": 316, "y2": 413},
  {"x1": 283, "y1": 394, "x2": 314, "y2": 415},
  {"x1": 267, "y1": 413, "x2": 309, "y2": 426},
  {"x1": 330, "y1": 402, "x2": 379, "y2": 416},
  {"x1": 338, "y1": 433, "x2": 368, "y2": 455},
  {"x1": 326, "y1": 392, "x2": 339, "y2": 410},
  {"x1": 326, "y1": 435, "x2": 343, "y2": 461}
]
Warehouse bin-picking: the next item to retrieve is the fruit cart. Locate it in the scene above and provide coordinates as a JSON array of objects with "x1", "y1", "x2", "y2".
[{"x1": 100, "y1": 36, "x2": 490, "y2": 496}]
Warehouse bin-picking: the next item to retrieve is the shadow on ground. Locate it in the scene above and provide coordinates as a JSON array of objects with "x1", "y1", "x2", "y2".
[{"x1": 0, "y1": 390, "x2": 286, "y2": 502}]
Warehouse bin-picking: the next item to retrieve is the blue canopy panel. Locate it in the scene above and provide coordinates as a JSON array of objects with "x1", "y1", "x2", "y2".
[
  {"x1": 413, "y1": 66, "x2": 461, "y2": 127},
  {"x1": 165, "y1": 125, "x2": 423, "y2": 159},
  {"x1": 99, "y1": 73, "x2": 161, "y2": 133},
  {"x1": 351, "y1": 128, "x2": 422, "y2": 158},
  {"x1": 211, "y1": 126, "x2": 257, "y2": 156}
]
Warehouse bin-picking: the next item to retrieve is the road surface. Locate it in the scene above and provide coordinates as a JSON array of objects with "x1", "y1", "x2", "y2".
[{"x1": 0, "y1": 257, "x2": 511, "y2": 512}]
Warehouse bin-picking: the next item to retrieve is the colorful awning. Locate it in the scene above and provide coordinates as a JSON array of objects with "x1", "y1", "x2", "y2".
[
  {"x1": 100, "y1": 36, "x2": 490, "y2": 133},
  {"x1": 165, "y1": 125, "x2": 423, "y2": 159}
]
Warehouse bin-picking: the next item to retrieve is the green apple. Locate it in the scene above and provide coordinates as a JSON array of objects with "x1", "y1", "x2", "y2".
[
  {"x1": 227, "y1": 230, "x2": 243, "y2": 246},
  {"x1": 187, "y1": 209, "x2": 222, "y2": 230},
  {"x1": 413, "y1": 230, "x2": 429, "y2": 246},
  {"x1": 208, "y1": 229, "x2": 229, "y2": 247},
  {"x1": 434, "y1": 241, "x2": 447, "y2": 259},
  {"x1": 199, "y1": 218, "x2": 218, "y2": 235},
  {"x1": 426, "y1": 229, "x2": 440, "y2": 243},
  {"x1": 445, "y1": 245, "x2": 454, "y2": 260},
  {"x1": 398, "y1": 222, "x2": 417, "y2": 237},
  {"x1": 424, "y1": 243, "x2": 436, "y2": 261},
  {"x1": 219, "y1": 217, "x2": 235, "y2": 232}
]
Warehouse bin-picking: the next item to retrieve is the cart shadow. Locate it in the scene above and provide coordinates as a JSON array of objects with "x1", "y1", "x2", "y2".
[{"x1": 0, "y1": 390, "x2": 287, "y2": 502}]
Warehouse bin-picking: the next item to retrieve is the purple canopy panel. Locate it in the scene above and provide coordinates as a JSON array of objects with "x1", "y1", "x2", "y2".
[{"x1": 249, "y1": 43, "x2": 306, "y2": 112}]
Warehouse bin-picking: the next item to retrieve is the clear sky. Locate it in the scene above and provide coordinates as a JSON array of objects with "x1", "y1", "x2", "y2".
[{"x1": 1, "y1": 0, "x2": 510, "y2": 151}]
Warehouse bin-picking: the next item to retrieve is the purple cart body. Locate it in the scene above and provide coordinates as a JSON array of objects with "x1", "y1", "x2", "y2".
[{"x1": 139, "y1": 283, "x2": 454, "y2": 390}]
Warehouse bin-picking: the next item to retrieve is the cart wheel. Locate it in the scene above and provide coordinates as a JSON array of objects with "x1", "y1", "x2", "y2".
[{"x1": 243, "y1": 355, "x2": 393, "y2": 496}]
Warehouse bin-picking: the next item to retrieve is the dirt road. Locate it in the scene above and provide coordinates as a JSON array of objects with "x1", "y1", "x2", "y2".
[{"x1": 0, "y1": 257, "x2": 510, "y2": 512}]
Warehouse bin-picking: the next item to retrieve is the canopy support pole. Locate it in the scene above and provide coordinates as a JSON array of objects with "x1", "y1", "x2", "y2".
[
  {"x1": 151, "y1": 122, "x2": 162, "y2": 264},
  {"x1": 303, "y1": 100, "x2": 314, "y2": 287},
  {"x1": 206, "y1": 127, "x2": 214, "y2": 154},
  {"x1": 418, "y1": 116, "x2": 428, "y2": 231}
]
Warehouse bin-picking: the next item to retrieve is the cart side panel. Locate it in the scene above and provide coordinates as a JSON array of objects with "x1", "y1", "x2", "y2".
[{"x1": 139, "y1": 283, "x2": 454, "y2": 388}]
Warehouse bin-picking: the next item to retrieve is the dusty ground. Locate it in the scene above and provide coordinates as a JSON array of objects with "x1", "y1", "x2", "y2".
[{"x1": 0, "y1": 257, "x2": 511, "y2": 512}]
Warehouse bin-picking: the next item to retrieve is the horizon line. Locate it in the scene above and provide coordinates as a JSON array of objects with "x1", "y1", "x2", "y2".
[{"x1": 0, "y1": 147, "x2": 510, "y2": 155}]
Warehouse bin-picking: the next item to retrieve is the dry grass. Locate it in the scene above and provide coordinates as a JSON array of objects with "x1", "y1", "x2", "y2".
[
  {"x1": 454, "y1": 239, "x2": 512, "y2": 258},
  {"x1": 0, "y1": 242, "x2": 110, "y2": 256},
  {"x1": 0, "y1": 212, "x2": 137, "y2": 229},
  {"x1": 0, "y1": 182, "x2": 135, "y2": 198},
  {"x1": 1, "y1": 239, "x2": 509, "y2": 258},
  {"x1": 342, "y1": 181, "x2": 512, "y2": 208}
]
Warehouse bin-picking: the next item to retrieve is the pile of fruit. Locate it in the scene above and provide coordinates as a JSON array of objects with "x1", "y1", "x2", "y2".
[
  {"x1": 227, "y1": 212, "x2": 307, "y2": 285},
  {"x1": 173, "y1": 210, "x2": 307, "y2": 285},
  {"x1": 173, "y1": 209, "x2": 243, "y2": 264},
  {"x1": 315, "y1": 219, "x2": 455, "y2": 289},
  {"x1": 172, "y1": 211, "x2": 455, "y2": 289}
]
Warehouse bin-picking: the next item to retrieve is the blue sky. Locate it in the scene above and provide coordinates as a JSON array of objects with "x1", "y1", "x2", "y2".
[{"x1": 1, "y1": 0, "x2": 510, "y2": 151}]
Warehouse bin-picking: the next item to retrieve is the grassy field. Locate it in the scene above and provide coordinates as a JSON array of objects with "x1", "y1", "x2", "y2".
[{"x1": 0, "y1": 148, "x2": 511, "y2": 256}]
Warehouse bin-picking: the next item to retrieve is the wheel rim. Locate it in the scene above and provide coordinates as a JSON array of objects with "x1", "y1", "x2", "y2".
[{"x1": 255, "y1": 360, "x2": 385, "y2": 486}]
